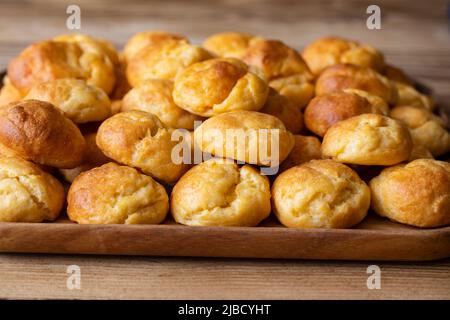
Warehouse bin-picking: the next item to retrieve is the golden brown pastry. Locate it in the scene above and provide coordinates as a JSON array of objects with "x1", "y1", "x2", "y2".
[
  {"x1": 0, "y1": 156, "x2": 64, "y2": 222},
  {"x1": 194, "y1": 110, "x2": 294, "y2": 167},
  {"x1": 279, "y1": 135, "x2": 322, "y2": 172},
  {"x1": 53, "y1": 33, "x2": 120, "y2": 67},
  {"x1": 59, "y1": 132, "x2": 111, "y2": 183},
  {"x1": 302, "y1": 36, "x2": 386, "y2": 75},
  {"x1": 272, "y1": 159, "x2": 370, "y2": 228},
  {"x1": 0, "y1": 100, "x2": 85, "y2": 168},
  {"x1": 241, "y1": 38, "x2": 314, "y2": 108},
  {"x1": 110, "y1": 100, "x2": 123, "y2": 115},
  {"x1": 67, "y1": 162, "x2": 169, "y2": 224},
  {"x1": 390, "y1": 105, "x2": 450, "y2": 156},
  {"x1": 123, "y1": 31, "x2": 187, "y2": 62},
  {"x1": 259, "y1": 89, "x2": 303, "y2": 134},
  {"x1": 408, "y1": 140, "x2": 434, "y2": 161},
  {"x1": 0, "y1": 77, "x2": 23, "y2": 106},
  {"x1": 343, "y1": 88, "x2": 389, "y2": 114},
  {"x1": 203, "y1": 32, "x2": 254, "y2": 58},
  {"x1": 110, "y1": 55, "x2": 132, "y2": 100},
  {"x1": 205, "y1": 34, "x2": 314, "y2": 108},
  {"x1": 121, "y1": 79, "x2": 203, "y2": 129},
  {"x1": 96, "y1": 110, "x2": 190, "y2": 183},
  {"x1": 242, "y1": 38, "x2": 312, "y2": 81},
  {"x1": 171, "y1": 158, "x2": 271, "y2": 226},
  {"x1": 173, "y1": 58, "x2": 269, "y2": 117},
  {"x1": 8, "y1": 40, "x2": 116, "y2": 94},
  {"x1": 304, "y1": 90, "x2": 388, "y2": 137},
  {"x1": 315, "y1": 64, "x2": 397, "y2": 105},
  {"x1": 25, "y1": 79, "x2": 111, "y2": 123},
  {"x1": 268, "y1": 73, "x2": 315, "y2": 110},
  {"x1": 383, "y1": 64, "x2": 413, "y2": 85},
  {"x1": 394, "y1": 81, "x2": 435, "y2": 110},
  {"x1": 370, "y1": 159, "x2": 450, "y2": 228},
  {"x1": 126, "y1": 39, "x2": 212, "y2": 86},
  {"x1": 322, "y1": 114, "x2": 412, "y2": 165}
]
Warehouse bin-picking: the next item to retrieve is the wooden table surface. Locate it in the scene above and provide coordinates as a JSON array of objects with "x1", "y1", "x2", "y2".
[{"x1": 0, "y1": 0, "x2": 449, "y2": 299}]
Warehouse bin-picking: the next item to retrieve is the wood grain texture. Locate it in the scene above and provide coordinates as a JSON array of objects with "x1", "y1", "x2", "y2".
[
  {"x1": 1, "y1": 216, "x2": 450, "y2": 261},
  {"x1": 0, "y1": 254, "x2": 449, "y2": 299},
  {"x1": 0, "y1": 0, "x2": 449, "y2": 299}
]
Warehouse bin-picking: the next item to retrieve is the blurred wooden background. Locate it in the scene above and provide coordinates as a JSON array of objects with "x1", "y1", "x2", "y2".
[
  {"x1": 0, "y1": 0, "x2": 449, "y2": 99},
  {"x1": 0, "y1": 0, "x2": 449, "y2": 299}
]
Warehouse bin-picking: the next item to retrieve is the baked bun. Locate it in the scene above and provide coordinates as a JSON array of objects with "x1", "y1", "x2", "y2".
[
  {"x1": 0, "y1": 100, "x2": 86, "y2": 168},
  {"x1": 322, "y1": 114, "x2": 412, "y2": 165},
  {"x1": 370, "y1": 159, "x2": 450, "y2": 228},
  {"x1": 316, "y1": 64, "x2": 397, "y2": 105},
  {"x1": 390, "y1": 105, "x2": 450, "y2": 156},
  {"x1": 203, "y1": 32, "x2": 254, "y2": 58},
  {"x1": 121, "y1": 79, "x2": 203, "y2": 129},
  {"x1": 279, "y1": 135, "x2": 322, "y2": 172},
  {"x1": 126, "y1": 39, "x2": 212, "y2": 86},
  {"x1": 394, "y1": 81, "x2": 435, "y2": 110},
  {"x1": 408, "y1": 140, "x2": 434, "y2": 161},
  {"x1": 8, "y1": 40, "x2": 116, "y2": 94},
  {"x1": 259, "y1": 89, "x2": 303, "y2": 134},
  {"x1": 68, "y1": 162, "x2": 169, "y2": 224},
  {"x1": 241, "y1": 38, "x2": 314, "y2": 108},
  {"x1": 242, "y1": 38, "x2": 312, "y2": 81},
  {"x1": 123, "y1": 31, "x2": 187, "y2": 62},
  {"x1": 384, "y1": 64, "x2": 413, "y2": 85},
  {"x1": 171, "y1": 158, "x2": 271, "y2": 226},
  {"x1": 96, "y1": 110, "x2": 190, "y2": 183},
  {"x1": 304, "y1": 89, "x2": 388, "y2": 137},
  {"x1": 0, "y1": 77, "x2": 23, "y2": 106},
  {"x1": 272, "y1": 159, "x2": 370, "y2": 228},
  {"x1": 194, "y1": 110, "x2": 294, "y2": 167},
  {"x1": 302, "y1": 36, "x2": 385, "y2": 75},
  {"x1": 173, "y1": 58, "x2": 269, "y2": 117},
  {"x1": 25, "y1": 79, "x2": 111, "y2": 123},
  {"x1": 53, "y1": 33, "x2": 120, "y2": 67},
  {"x1": 110, "y1": 56, "x2": 132, "y2": 100},
  {"x1": 268, "y1": 73, "x2": 315, "y2": 109},
  {"x1": 0, "y1": 156, "x2": 64, "y2": 222},
  {"x1": 59, "y1": 132, "x2": 111, "y2": 182}
]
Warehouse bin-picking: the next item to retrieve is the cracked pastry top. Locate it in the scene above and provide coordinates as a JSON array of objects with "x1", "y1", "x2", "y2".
[
  {"x1": 96, "y1": 110, "x2": 190, "y2": 184},
  {"x1": 173, "y1": 58, "x2": 269, "y2": 117},
  {"x1": 302, "y1": 36, "x2": 386, "y2": 75},
  {"x1": 121, "y1": 79, "x2": 204, "y2": 130},
  {"x1": 126, "y1": 39, "x2": 212, "y2": 86},
  {"x1": 25, "y1": 79, "x2": 112, "y2": 124},
  {"x1": 390, "y1": 105, "x2": 450, "y2": 157},
  {"x1": 0, "y1": 156, "x2": 64, "y2": 222},
  {"x1": 7, "y1": 37, "x2": 117, "y2": 95},
  {"x1": 67, "y1": 162, "x2": 169, "y2": 224},
  {"x1": 272, "y1": 159, "x2": 370, "y2": 228},
  {"x1": 170, "y1": 158, "x2": 271, "y2": 227}
]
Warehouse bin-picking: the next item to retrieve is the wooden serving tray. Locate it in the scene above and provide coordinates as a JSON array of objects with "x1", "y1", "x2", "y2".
[
  {"x1": 0, "y1": 215, "x2": 449, "y2": 261},
  {"x1": 0, "y1": 72, "x2": 449, "y2": 261}
]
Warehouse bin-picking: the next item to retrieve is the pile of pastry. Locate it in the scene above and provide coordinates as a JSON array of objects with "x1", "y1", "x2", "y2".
[{"x1": 0, "y1": 32, "x2": 449, "y2": 229}]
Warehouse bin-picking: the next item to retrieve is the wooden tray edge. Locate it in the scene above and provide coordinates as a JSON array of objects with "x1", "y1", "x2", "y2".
[{"x1": 1, "y1": 222, "x2": 449, "y2": 261}]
